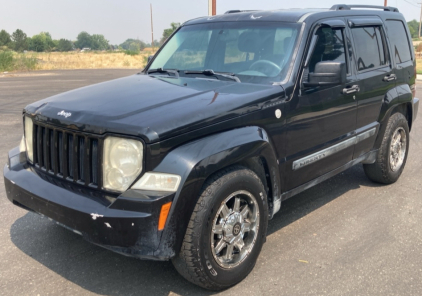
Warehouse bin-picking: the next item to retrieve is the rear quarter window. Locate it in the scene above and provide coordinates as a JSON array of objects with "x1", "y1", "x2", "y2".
[{"x1": 385, "y1": 20, "x2": 413, "y2": 63}]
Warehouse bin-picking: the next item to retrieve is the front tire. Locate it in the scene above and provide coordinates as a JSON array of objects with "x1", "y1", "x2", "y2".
[
  {"x1": 172, "y1": 166, "x2": 268, "y2": 290},
  {"x1": 364, "y1": 112, "x2": 410, "y2": 184}
]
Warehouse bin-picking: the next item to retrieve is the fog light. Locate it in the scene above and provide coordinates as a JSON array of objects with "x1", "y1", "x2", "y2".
[{"x1": 9, "y1": 155, "x2": 20, "y2": 168}]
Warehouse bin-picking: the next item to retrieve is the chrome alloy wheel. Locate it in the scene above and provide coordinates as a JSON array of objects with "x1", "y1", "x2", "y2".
[
  {"x1": 211, "y1": 190, "x2": 260, "y2": 269},
  {"x1": 389, "y1": 127, "x2": 407, "y2": 172}
]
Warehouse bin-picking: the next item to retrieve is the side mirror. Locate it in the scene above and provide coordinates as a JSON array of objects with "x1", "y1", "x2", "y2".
[
  {"x1": 304, "y1": 61, "x2": 346, "y2": 87},
  {"x1": 148, "y1": 55, "x2": 154, "y2": 63}
]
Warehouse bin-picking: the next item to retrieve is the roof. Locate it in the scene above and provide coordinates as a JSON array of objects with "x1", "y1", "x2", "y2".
[
  {"x1": 183, "y1": 5, "x2": 403, "y2": 26},
  {"x1": 184, "y1": 9, "x2": 325, "y2": 25}
]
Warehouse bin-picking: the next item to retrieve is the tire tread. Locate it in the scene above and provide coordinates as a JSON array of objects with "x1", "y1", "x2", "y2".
[
  {"x1": 172, "y1": 166, "x2": 265, "y2": 290},
  {"x1": 364, "y1": 113, "x2": 409, "y2": 184}
]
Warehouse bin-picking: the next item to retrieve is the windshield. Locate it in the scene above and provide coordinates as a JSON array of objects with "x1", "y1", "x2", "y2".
[{"x1": 149, "y1": 21, "x2": 300, "y2": 84}]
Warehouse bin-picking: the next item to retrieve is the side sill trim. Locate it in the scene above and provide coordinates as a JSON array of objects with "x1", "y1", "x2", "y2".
[
  {"x1": 292, "y1": 137, "x2": 355, "y2": 171},
  {"x1": 292, "y1": 128, "x2": 376, "y2": 171},
  {"x1": 282, "y1": 150, "x2": 377, "y2": 202}
]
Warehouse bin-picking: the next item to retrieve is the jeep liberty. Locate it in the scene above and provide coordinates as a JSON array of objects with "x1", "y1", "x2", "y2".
[{"x1": 3, "y1": 4, "x2": 419, "y2": 290}]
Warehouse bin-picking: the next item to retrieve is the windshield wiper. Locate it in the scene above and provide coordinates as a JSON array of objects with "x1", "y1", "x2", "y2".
[
  {"x1": 147, "y1": 68, "x2": 179, "y2": 78},
  {"x1": 184, "y1": 69, "x2": 240, "y2": 83}
]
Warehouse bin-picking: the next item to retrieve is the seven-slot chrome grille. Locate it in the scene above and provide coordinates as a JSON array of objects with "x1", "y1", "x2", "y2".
[{"x1": 31, "y1": 121, "x2": 102, "y2": 188}]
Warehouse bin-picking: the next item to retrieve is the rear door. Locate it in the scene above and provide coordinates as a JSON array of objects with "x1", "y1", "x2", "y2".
[
  {"x1": 384, "y1": 19, "x2": 416, "y2": 96},
  {"x1": 347, "y1": 17, "x2": 393, "y2": 158}
]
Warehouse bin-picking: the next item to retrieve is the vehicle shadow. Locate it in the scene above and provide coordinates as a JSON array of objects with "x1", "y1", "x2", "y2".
[
  {"x1": 267, "y1": 164, "x2": 382, "y2": 235},
  {"x1": 10, "y1": 165, "x2": 382, "y2": 296}
]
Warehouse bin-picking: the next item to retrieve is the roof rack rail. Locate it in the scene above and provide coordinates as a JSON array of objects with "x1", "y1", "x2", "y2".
[
  {"x1": 330, "y1": 4, "x2": 399, "y2": 12},
  {"x1": 224, "y1": 10, "x2": 258, "y2": 14}
]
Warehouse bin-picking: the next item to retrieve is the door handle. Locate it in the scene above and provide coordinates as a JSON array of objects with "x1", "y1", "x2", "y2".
[
  {"x1": 383, "y1": 74, "x2": 397, "y2": 82},
  {"x1": 342, "y1": 85, "x2": 360, "y2": 94}
]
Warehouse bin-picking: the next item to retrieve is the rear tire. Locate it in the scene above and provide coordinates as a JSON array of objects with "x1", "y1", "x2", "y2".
[
  {"x1": 364, "y1": 113, "x2": 409, "y2": 184},
  {"x1": 172, "y1": 166, "x2": 268, "y2": 290}
]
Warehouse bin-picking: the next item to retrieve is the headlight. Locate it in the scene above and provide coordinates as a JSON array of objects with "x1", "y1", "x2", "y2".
[
  {"x1": 19, "y1": 136, "x2": 26, "y2": 153},
  {"x1": 24, "y1": 116, "x2": 34, "y2": 163},
  {"x1": 103, "y1": 136, "x2": 143, "y2": 192},
  {"x1": 131, "y1": 172, "x2": 181, "y2": 192}
]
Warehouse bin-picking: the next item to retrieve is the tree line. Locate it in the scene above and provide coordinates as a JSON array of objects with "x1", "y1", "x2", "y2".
[
  {"x1": 0, "y1": 23, "x2": 180, "y2": 53},
  {"x1": 408, "y1": 20, "x2": 422, "y2": 39},
  {"x1": 0, "y1": 29, "x2": 118, "y2": 52}
]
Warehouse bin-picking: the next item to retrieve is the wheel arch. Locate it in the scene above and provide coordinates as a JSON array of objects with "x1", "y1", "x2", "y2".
[
  {"x1": 151, "y1": 126, "x2": 281, "y2": 259},
  {"x1": 373, "y1": 86, "x2": 413, "y2": 150}
]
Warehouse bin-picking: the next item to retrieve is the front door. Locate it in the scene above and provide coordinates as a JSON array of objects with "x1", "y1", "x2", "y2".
[{"x1": 283, "y1": 20, "x2": 358, "y2": 191}]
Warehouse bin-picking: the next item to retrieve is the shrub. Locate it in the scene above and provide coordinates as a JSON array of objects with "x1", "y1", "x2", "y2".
[
  {"x1": 0, "y1": 51, "x2": 38, "y2": 72},
  {"x1": 14, "y1": 53, "x2": 38, "y2": 71},
  {"x1": 417, "y1": 42, "x2": 422, "y2": 52},
  {"x1": 124, "y1": 50, "x2": 139, "y2": 56},
  {"x1": 0, "y1": 50, "x2": 14, "y2": 71}
]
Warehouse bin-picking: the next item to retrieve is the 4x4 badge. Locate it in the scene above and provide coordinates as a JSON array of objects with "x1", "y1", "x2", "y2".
[{"x1": 57, "y1": 110, "x2": 72, "y2": 118}]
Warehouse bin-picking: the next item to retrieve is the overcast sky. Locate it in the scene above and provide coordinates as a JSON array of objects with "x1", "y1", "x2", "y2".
[{"x1": 0, "y1": 0, "x2": 420, "y2": 45}]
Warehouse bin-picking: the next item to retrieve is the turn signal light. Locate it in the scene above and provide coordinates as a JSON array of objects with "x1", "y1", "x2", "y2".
[{"x1": 158, "y1": 202, "x2": 172, "y2": 231}]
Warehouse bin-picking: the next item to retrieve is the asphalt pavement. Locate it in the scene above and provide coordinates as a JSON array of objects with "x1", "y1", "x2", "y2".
[{"x1": 0, "y1": 69, "x2": 421, "y2": 296}]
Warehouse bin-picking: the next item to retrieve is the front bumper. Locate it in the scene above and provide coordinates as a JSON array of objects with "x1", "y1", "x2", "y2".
[{"x1": 3, "y1": 148, "x2": 174, "y2": 260}]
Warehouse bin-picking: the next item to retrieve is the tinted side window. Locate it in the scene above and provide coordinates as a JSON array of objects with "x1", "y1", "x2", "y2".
[
  {"x1": 386, "y1": 20, "x2": 412, "y2": 63},
  {"x1": 351, "y1": 26, "x2": 388, "y2": 71},
  {"x1": 309, "y1": 27, "x2": 347, "y2": 73}
]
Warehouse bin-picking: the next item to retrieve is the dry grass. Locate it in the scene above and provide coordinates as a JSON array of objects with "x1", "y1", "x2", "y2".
[
  {"x1": 15, "y1": 51, "x2": 422, "y2": 74},
  {"x1": 33, "y1": 51, "x2": 155, "y2": 70}
]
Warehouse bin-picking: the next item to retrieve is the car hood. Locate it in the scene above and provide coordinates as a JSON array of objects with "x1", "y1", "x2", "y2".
[{"x1": 25, "y1": 74, "x2": 284, "y2": 143}]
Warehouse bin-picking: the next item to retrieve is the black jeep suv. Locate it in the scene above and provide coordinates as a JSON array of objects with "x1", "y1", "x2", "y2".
[{"x1": 3, "y1": 4, "x2": 420, "y2": 290}]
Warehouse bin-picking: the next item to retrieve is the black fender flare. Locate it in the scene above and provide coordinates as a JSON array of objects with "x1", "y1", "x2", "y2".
[
  {"x1": 151, "y1": 126, "x2": 281, "y2": 259},
  {"x1": 373, "y1": 84, "x2": 414, "y2": 150}
]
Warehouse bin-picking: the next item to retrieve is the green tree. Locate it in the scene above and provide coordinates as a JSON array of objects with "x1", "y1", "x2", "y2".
[
  {"x1": 29, "y1": 34, "x2": 46, "y2": 52},
  {"x1": 52, "y1": 39, "x2": 59, "y2": 49},
  {"x1": 91, "y1": 34, "x2": 109, "y2": 50},
  {"x1": 160, "y1": 22, "x2": 180, "y2": 44},
  {"x1": 75, "y1": 31, "x2": 92, "y2": 49},
  {"x1": 129, "y1": 42, "x2": 140, "y2": 52},
  {"x1": 11, "y1": 29, "x2": 28, "y2": 52},
  {"x1": 153, "y1": 39, "x2": 161, "y2": 47},
  {"x1": 43, "y1": 32, "x2": 56, "y2": 50},
  {"x1": 407, "y1": 20, "x2": 419, "y2": 39},
  {"x1": 0, "y1": 30, "x2": 11, "y2": 47},
  {"x1": 29, "y1": 32, "x2": 56, "y2": 52},
  {"x1": 57, "y1": 39, "x2": 73, "y2": 52},
  {"x1": 119, "y1": 39, "x2": 146, "y2": 51}
]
